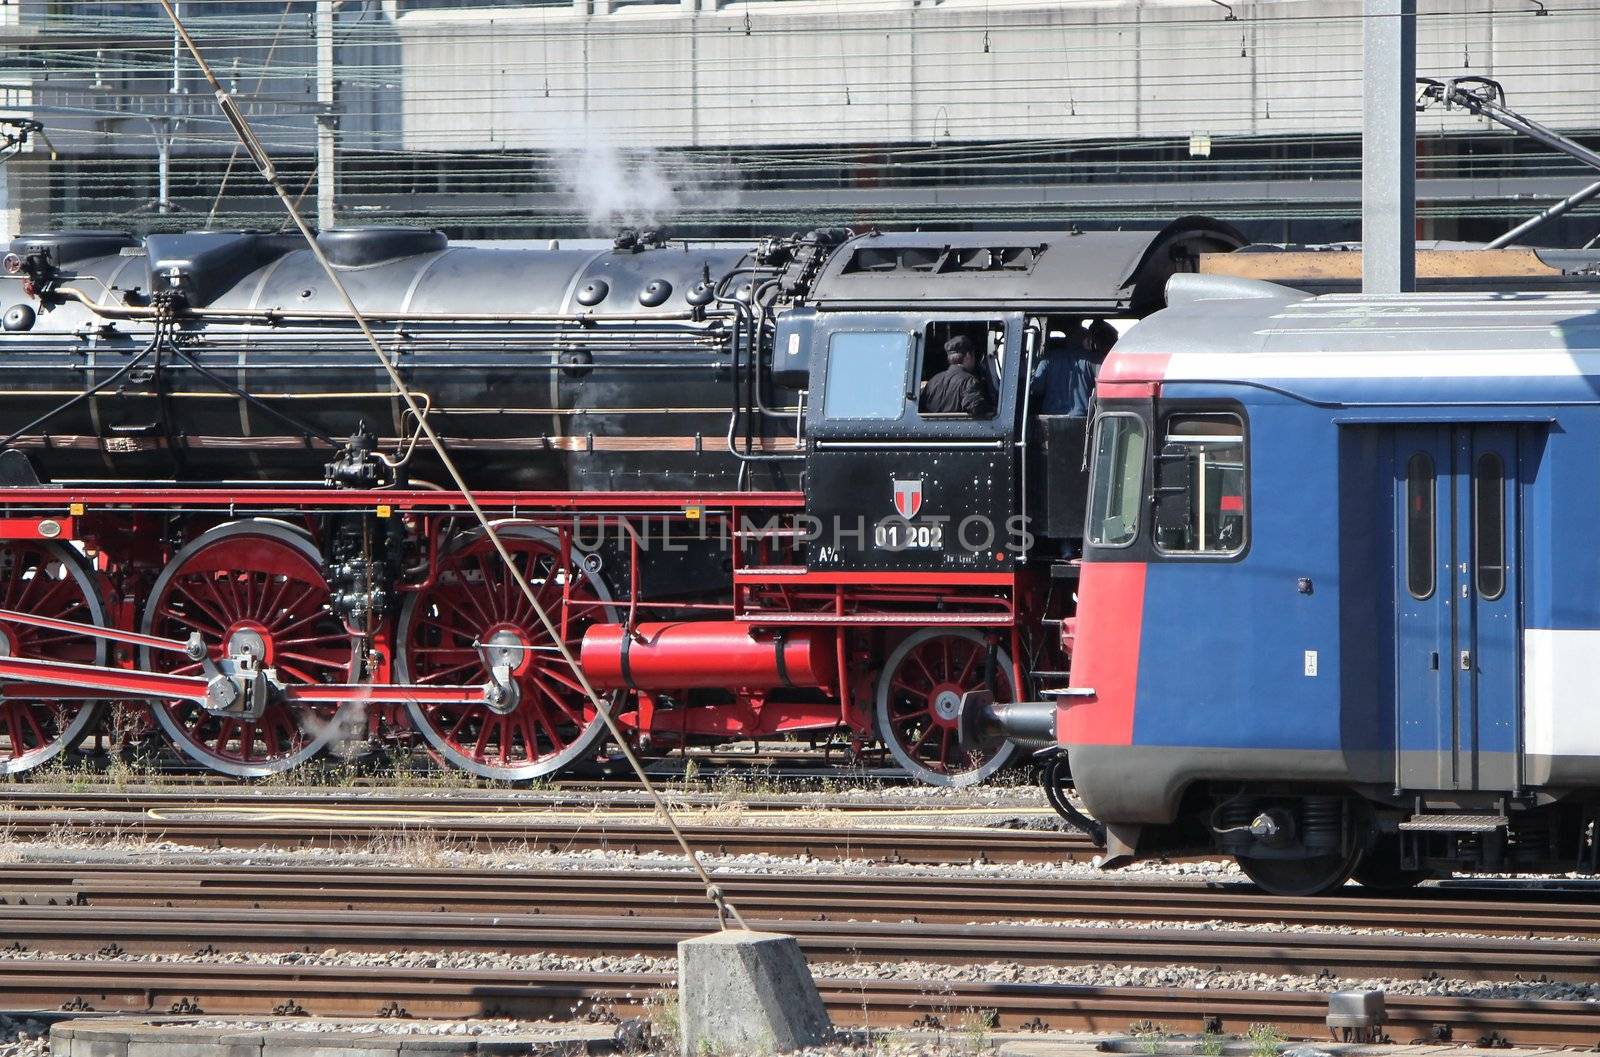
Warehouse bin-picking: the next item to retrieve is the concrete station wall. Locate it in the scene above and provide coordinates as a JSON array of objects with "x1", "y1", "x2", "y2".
[{"x1": 394, "y1": 0, "x2": 1600, "y2": 151}]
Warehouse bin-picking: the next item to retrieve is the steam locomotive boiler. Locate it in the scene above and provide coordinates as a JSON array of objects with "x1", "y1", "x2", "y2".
[{"x1": 0, "y1": 218, "x2": 1242, "y2": 780}]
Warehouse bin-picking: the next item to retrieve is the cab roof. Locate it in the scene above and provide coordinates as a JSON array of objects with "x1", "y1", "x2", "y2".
[{"x1": 806, "y1": 216, "x2": 1245, "y2": 316}]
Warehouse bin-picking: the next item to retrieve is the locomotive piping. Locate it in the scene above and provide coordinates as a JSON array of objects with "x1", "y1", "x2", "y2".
[
  {"x1": 44, "y1": 284, "x2": 710, "y2": 327},
  {"x1": 716, "y1": 277, "x2": 802, "y2": 464},
  {"x1": 0, "y1": 323, "x2": 165, "y2": 452},
  {"x1": 165, "y1": 342, "x2": 338, "y2": 447}
]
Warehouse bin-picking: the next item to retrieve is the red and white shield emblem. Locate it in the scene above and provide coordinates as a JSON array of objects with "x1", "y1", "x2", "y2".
[{"x1": 892, "y1": 479, "x2": 923, "y2": 519}]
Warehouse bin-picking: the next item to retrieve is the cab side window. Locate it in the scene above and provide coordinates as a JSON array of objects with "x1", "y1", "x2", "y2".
[
  {"x1": 822, "y1": 331, "x2": 912, "y2": 420},
  {"x1": 1153, "y1": 412, "x2": 1248, "y2": 556},
  {"x1": 918, "y1": 321, "x2": 1003, "y2": 420}
]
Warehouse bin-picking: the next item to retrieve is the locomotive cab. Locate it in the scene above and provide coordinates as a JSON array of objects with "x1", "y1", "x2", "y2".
[
  {"x1": 795, "y1": 219, "x2": 1246, "y2": 574},
  {"x1": 804, "y1": 311, "x2": 1026, "y2": 573}
]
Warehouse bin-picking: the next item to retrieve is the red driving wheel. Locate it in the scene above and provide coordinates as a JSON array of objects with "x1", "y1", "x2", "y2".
[
  {"x1": 141, "y1": 520, "x2": 356, "y2": 776},
  {"x1": 0, "y1": 542, "x2": 108, "y2": 774},
  {"x1": 875, "y1": 628, "x2": 1018, "y2": 787},
  {"x1": 395, "y1": 524, "x2": 615, "y2": 781}
]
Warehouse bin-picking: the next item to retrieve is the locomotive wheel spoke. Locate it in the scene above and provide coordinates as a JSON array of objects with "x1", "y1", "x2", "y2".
[
  {"x1": 875, "y1": 628, "x2": 1017, "y2": 788},
  {"x1": 417, "y1": 659, "x2": 480, "y2": 684},
  {"x1": 141, "y1": 521, "x2": 357, "y2": 778},
  {"x1": 0, "y1": 542, "x2": 110, "y2": 775},
  {"x1": 396, "y1": 524, "x2": 615, "y2": 781}
]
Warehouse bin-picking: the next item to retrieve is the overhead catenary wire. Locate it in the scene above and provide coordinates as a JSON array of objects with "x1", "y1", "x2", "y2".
[
  {"x1": 150, "y1": 0, "x2": 749, "y2": 931},
  {"x1": 15, "y1": 5, "x2": 1600, "y2": 148},
  {"x1": 10, "y1": 0, "x2": 1600, "y2": 236}
]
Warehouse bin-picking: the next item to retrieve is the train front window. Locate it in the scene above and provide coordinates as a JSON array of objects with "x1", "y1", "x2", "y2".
[
  {"x1": 822, "y1": 331, "x2": 912, "y2": 420},
  {"x1": 1153, "y1": 413, "x2": 1247, "y2": 556},
  {"x1": 1087, "y1": 413, "x2": 1146, "y2": 547}
]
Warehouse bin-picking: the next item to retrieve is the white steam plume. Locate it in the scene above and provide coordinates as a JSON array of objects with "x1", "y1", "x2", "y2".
[{"x1": 553, "y1": 133, "x2": 740, "y2": 234}]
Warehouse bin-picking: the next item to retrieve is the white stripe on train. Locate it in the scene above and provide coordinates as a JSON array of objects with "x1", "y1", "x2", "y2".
[{"x1": 1164, "y1": 350, "x2": 1600, "y2": 381}]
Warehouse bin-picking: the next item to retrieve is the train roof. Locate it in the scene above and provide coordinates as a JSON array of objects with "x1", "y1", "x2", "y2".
[{"x1": 1106, "y1": 275, "x2": 1600, "y2": 396}]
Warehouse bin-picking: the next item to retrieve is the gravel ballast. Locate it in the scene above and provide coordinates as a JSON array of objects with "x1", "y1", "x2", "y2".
[{"x1": 1, "y1": 945, "x2": 1597, "y2": 1004}]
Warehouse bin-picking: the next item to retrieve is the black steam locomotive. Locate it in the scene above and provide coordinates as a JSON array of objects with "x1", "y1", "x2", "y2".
[{"x1": 0, "y1": 218, "x2": 1241, "y2": 780}]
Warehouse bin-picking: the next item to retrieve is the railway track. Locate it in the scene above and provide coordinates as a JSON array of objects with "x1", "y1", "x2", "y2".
[
  {"x1": 2, "y1": 959, "x2": 1595, "y2": 1046},
  {"x1": 0, "y1": 863, "x2": 1594, "y2": 937},
  {"x1": 3, "y1": 904, "x2": 1597, "y2": 982},
  {"x1": 0, "y1": 787, "x2": 1035, "y2": 816},
  {"x1": 0, "y1": 863, "x2": 1596, "y2": 982},
  {"x1": 0, "y1": 804, "x2": 1090, "y2": 864}
]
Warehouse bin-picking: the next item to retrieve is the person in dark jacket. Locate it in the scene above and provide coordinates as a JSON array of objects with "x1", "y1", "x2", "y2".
[
  {"x1": 919, "y1": 335, "x2": 994, "y2": 417},
  {"x1": 1031, "y1": 319, "x2": 1090, "y2": 416}
]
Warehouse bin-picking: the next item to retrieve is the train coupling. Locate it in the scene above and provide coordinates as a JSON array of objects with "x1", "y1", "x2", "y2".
[{"x1": 957, "y1": 690, "x2": 1058, "y2": 753}]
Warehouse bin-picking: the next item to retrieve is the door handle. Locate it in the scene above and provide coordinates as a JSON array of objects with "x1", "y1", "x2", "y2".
[
  {"x1": 1459, "y1": 650, "x2": 1472, "y2": 671},
  {"x1": 1429, "y1": 651, "x2": 1439, "y2": 671}
]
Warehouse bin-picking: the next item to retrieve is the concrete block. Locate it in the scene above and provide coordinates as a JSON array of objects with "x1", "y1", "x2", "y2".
[
  {"x1": 474, "y1": 1024, "x2": 619, "y2": 1055},
  {"x1": 260, "y1": 1035, "x2": 401, "y2": 1057},
  {"x1": 127, "y1": 1029, "x2": 261, "y2": 1057},
  {"x1": 67, "y1": 1037, "x2": 127, "y2": 1057},
  {"x1": 54, "y1": 1019, "x2": 133, "y2": 1053},
  {"x1": 677, "y1": 929, "x2": 831, "y2": 1057},
  {"x1": 259, "y1": 1046, "x2": 399, "y2": 1057},
  {"x1": 57, "y1": 1025, "x2": 130, "y2": 1057},
  {"x1": 393, "y1": 1039, "x2": 475, "y2": 1055}
]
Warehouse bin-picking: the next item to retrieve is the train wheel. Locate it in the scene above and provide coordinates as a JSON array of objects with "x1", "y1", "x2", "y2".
[
  {"x1": 140, "y1": 521, "x2": 357, "y2": 777},
  {"x1": 875, "y1": 628, "x2": 1017, "y2": 788},
  {"x1": 1239, "y1": 846, "x2": 1364, "y2": 897},
  {"x1": 1351, "y1": 837, "x2": 1430, "y2": 890},
  {"x1": 0, "y1": 542, "x2": 108, "y2": 774},
  {"x1": 394, "y1": 524, "x2": 616, "y2": 781}
]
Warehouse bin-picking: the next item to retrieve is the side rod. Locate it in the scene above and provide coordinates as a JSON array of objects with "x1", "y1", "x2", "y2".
[
  {"x1": 0, "y1": 654, "x2": 492, "y2": 707},
  {"x1": 0, "y1": 604, "x2": 199, "y2": 656}
]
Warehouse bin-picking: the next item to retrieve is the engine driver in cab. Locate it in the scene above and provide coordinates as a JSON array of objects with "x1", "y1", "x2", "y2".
[{"x1": 919, "y1": 335, "x2": 994, "y2": 417}]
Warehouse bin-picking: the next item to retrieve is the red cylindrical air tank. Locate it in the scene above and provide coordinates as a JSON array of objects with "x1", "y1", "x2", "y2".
[{"x1": 578, "y1": 621, "x2": 836, "y2": 691}]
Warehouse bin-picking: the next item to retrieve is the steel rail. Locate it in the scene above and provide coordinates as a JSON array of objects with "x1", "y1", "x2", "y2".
[
  {"x1": 0, "y1": 862, "x2": 1592, "y2": 938},
  {"x1": 0, "y1": 960, "x2": 1594, "y2": 1045},
  {"x1": 0, "y1": 814, "x2": 1098, "y2": 863},
  {"x1": 0, "y1": 789, "x2": 1043, "y2": 816},
  {"x1": 0, "y1": 903, "x2": 1591, "y2": 982}
]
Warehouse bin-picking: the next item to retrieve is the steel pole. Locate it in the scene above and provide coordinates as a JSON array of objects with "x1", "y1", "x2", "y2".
[
  {"x1": 156, "y1": 127, "x2": 171, "y2": 214},
  {"x1": 159, "y1": 1, "x2": 180, "y2": 214},
  {"x1": 1361, "y1": 0, "x2": 1416, "y2": 294},
  {"x1": 316, "y1": 0, "x2": 336, "y2": 230}
]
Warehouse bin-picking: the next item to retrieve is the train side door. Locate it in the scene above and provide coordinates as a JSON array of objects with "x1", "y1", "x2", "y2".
[{"x1": 1392, "y1": 425, "x2": 1521, "y2": 792}]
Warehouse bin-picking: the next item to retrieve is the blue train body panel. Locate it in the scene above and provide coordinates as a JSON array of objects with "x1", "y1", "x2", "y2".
[{"x1": 1068, "y1": 279, "x2": 1600, "y2": 839}]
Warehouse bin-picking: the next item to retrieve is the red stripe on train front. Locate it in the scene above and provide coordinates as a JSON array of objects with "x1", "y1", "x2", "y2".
[
  {"x1": 1098, "y1": 350, "x2": 1172, "y2": 385},
  {"x1": 1059, "y1": 561, "x2": 1146, "y2": 747}
]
